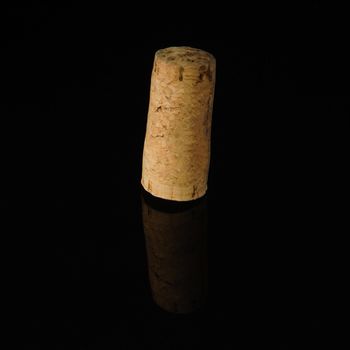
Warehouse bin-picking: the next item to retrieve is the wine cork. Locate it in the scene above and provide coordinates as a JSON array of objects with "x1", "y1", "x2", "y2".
[
  {"x1": 141, "y1": 191, "x2": 208, "y2": 313},
  {"x1": 141, "y1": 46, "x2": 216, "y2": 201}
]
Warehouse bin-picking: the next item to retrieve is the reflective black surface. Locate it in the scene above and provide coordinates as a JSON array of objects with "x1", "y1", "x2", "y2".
[
  {"x1": 13, "y1": 187, "x2": 329, "y2": 348},
  {"x1": 142, "y1": 190, "x2": 208, "y2": 314},
  {"x1": 3, "y1": 2, "x2": 344, "y2": 349}
]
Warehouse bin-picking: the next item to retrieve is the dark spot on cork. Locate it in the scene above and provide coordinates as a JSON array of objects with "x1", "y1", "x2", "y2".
[
  {"x1": 187, "y1": 58, "x2": 195, "y2": 62},
  {"x1": 206, "y1": 64, "x2": 213, "y2": 81},
  {"x1": 195, "y1": 65, "x2": 207, "y2": 84},
  {"x1": 156, "y1": 106, "x2": 162, "y2": 112},
  {"x1": 148, "y1": 180, "x2": 152, "y2": 191},
  {"x1": 179, "y1": 66, "x2": 184, "y2": 81},
  {"x1": 192, "y1": 185, "x2": 197, "y2": 198},
  {"x1": 167, "y1": 56, "x2": 175, "y2": 61},
  {"x1": 203, "y1": 95, "x2": 212, "y2": 135},
  {"x1": 153, "y1": 63, "x2": 158, "y2": 73}
]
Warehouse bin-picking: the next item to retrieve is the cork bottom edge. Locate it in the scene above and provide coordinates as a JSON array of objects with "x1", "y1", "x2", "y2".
[{"x1": 141, "y1": 177, "x2": 207, "y2": 202}]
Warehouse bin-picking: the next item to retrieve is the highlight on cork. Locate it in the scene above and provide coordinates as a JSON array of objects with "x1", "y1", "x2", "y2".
[{"x1": 141, "y1": 46, "x2": 216, "y2": 201}]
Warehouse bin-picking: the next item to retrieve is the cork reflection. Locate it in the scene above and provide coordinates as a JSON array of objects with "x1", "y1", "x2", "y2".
[{"x1": 141, "y1": 190, "x2": 208, "y2": 314}]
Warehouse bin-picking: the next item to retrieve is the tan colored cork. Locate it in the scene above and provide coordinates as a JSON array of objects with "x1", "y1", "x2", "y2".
[
  {"x1": 141, "y1": 192, "x2": 208, "y2": 313},
  {"x1": 141, "y1": 46, "x2": 216, "y2": 201}
]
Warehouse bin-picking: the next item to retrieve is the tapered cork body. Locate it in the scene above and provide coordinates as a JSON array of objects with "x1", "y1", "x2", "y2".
[
  {"x1": 141, "y1": 46, "x2": 216, "y2": 201},
  {"x1": 141, "y1": 192, "x2": 208, "y2": 313}
]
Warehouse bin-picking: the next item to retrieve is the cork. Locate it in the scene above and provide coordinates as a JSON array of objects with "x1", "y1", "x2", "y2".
[
  {"x1": 141, "y1": 191, "x2": 208, "y2": 313},
  {"x1": 141, "y1": 46, "x2": 216, "y2": 201}
]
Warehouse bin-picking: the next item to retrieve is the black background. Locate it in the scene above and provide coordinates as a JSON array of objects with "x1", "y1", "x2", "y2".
[{"x1": 2, "y1": 1, "x2": 347, "y2": 348}]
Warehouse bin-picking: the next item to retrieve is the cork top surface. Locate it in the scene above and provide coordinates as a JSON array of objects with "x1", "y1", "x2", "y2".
[{"x1": 155, "y1": 46, "x2": 215, "y2": 67}]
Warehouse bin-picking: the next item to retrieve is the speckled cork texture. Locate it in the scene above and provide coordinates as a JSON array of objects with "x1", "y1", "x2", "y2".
[{"x1": 141, "y1": 46, "x2": 216, "y2": 201}]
